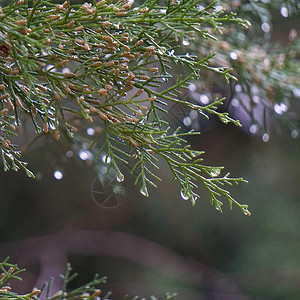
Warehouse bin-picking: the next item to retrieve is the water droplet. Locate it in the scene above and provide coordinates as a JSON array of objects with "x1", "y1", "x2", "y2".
[
  {"x1": 62, "y1": 67, "x2": 71, "y2": 73},
  {"x1": 188, "y1": 83, "x2": 196, "y2": 92},
  {"x1": 26, "y1": 169, "x2": 35, "y2": 178},
  {"x1": 289, "y1": 29, "x2": 297, "y2": 41},
  {"x1": 190, "y1": 151, "x2": 200, "y2": 158},
  {"x1": 140, "y1": 186, "x2": 149, "y2": 197},
  {"x1": 237, "y1": 32, "x2": 246, "y2": 41},
  {"x1": 280, "y1": 103, "x2": 288, "y2": 112},
  {"x1": 274, "y1": 102, "x2": 288, "y2": 115},
  {"x1": 189, "y1": 110, "x2": 198, "y2": 119},
  {"x1": 274, "y1": 103, "x2": 282, "y2": 115},
  {"x1": 180, "y1": 189, "x2": 189, "y2": 201},
  {"x1": 182, "y1": 39, "x2": 190, "y2": 46},
  {"x1": 293, "y1": 88, "x2": 300, "y2": 98},
  {"x1": 79, "y1": 150, "x2": 92, "y2": 160},
  {"x1": 101, "y1": 154, "x2": 111, "y2": 164},
  {"x1": 210, "y1": 168, "x2": 221, "y2": 177},
  {"x1": 168, "y1": 49, "x2": 175, "y2": 56},
  {"x1": 261, "y1": 22, "x2": 270, "y2": 33},
  {"x1": 66, "y1": 150, "x2": 73, "y2": 158},
  {"x1": 54, "y1": 170, "x2": 63, "y2": 180},
  {"x1": 86, "y1": 127, "x2": 95, "y2": 136},
  {"x1": 215, "y1": 5, "x2": 223, "y2": 12},
  {"x1": 262, "y1": 133, "x2": 269, "y2": 143},
  {"x1": 183, "y1": 116, "x2": 192, "y2": 127},
  {"x1": 49, "y1": 123, "x2": 56, "y2": 130},
  {"x1": 251, "y1": 85, "x2": 259, "y2": 95},
  {"x1": 235, "y1": 84, "x2": 242, "y2": 93},
  {"x1": 231, "y1": 98, "x2": 239, "y2": 107},
  {"x1": 116, "y1": 173, "x2": 124, "y2": 182},
  {"x1": 280, "y1": 6, "x2": 288, "y2": 17},
  {"x1": 263, "y1": 58, "x2": 270, "y2": 68},
  {"x1": 230, "y1": 51, "x2": 238, "y2": 60},
  {"x1": 199, "y1": 94, "x2": 209, "y2": 105},
  {"x1": 291, "y1": 129, "x2": 298, "y2": 139},
  {"x1": 45, "y1": 64, "x2": 56, "y2": 73},
  {"x1": 249, "y1": 124, "x2": 258, "y2": 134},
  {"x1": 252, "y1": 95, "x2": 260, "y2": 104}
]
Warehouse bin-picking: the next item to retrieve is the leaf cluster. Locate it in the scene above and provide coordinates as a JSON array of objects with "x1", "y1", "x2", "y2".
[
  {"x1": 0, "y1": 0, "x2": 250, "y2": 214},
  {"x1": 186, "y1": 0, "x2": 300, "y2": 137},
  {"x1": 0, "y1": 258, "x2": 177, "y2": 300}
]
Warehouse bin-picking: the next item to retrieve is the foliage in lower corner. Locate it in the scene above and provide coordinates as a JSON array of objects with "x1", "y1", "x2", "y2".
[{"x1": 0, "y1": 258, "x2": 177, "y2": 300}]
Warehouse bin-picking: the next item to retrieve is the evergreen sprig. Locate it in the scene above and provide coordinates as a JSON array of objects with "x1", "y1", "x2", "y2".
[
  {"x1": 188, "y1": 1, "x2": 300, "y2": 137},
  {"x1": 0, "y1": 257, "x2": 40, "y2": 300},
  {"x1": 0, "y1": 0, "x2": 250, "y2": 214},
  {"x1": 0, "y1": 258, "x2": 177, "y2": 300}
]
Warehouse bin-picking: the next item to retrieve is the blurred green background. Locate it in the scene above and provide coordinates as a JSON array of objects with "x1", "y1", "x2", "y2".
[{"x1": 0, "y1": 0, "x2": 299, "y2": 299}]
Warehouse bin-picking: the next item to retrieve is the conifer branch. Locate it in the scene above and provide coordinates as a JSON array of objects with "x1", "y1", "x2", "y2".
[
  {"x1": 0, "y1": 0, "x2": 250, "y2": 214},
  {"x1": 0, "y1": 258, "x2": 177, "y2": 299}
]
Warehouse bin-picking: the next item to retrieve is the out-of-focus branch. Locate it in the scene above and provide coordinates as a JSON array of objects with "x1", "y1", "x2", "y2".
[{"x1": 0, "y1": 229, "x2": 247, "y2": 298}]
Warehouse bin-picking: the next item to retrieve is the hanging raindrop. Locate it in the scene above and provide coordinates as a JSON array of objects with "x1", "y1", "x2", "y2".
[
  {"x1": 180, "y1": 189, "x2": 189, "y2": 201},
  {"x1": 291, "y1": 129, "x2": 298, "y2": 139},
  {"x1": 215, "y1": 6, "x2": 223, "y2": 12},
  {"x1": 101, "y1": 154, "x2": 111, "y2": 164},
  {"x1": 280, "y1": 6, "x2": 288, "y2": 17},
  {"x1": 54, "y1": 170, "x2": 63, "y2": 180},
  {"x1": 262, "y1": 133, "x2": 269, "y2": 143},
  {"x1": 231, "y1": 98, "x2": 239, "y2": 107},
  {"x1": 86, "y1": 127, "x2": 95, "y2": 136},
  {"x1": 189, "y1": 110, "x2": 198, "y2": 119},
  {"x1": 188, "y1": 83, "x2": 196, "y2": 92},
  {"x1": 116, "y1": 173, "x2": 124, "y2": 182},
  {"x1": 199, "y1": 94, "x2": 210, "y2": 105},
  {"x1": 182, "y1": 39, "x2": 190, "y2": 46},
  {"x1": 274, "y1": 103, "x2": 288, "y2": 115},
  {"x1": 210, "y1": 168, "x2": 221, "y2": 177},
  {"x1": 293, "y1": 88, "x2": 300, "y2": 98},
  {"x1": 190, "y1": 151, "x2": 200, "y2": 158},
  {"x1": 45, "y1": 64, "x2": 56, "y2": 72},
  {"x1": 235, "y1": 84, "x2": 242, "y2": 93},
  {"x1": 66, "y1": 150, "x2": 73, "y2": 158},
  {"x1": 62, "y1": 67, "x2": 71, "y2": 73},
  {"x1": 230, "y1": 51, "x2": 238, "y2": 60},
  {"x1": 140, "y1": 186, "x2": 149, "y2": 197},
  {"x1": 261, "y1": 22, "x2": 270, "y2": 33},
  {"x1": 79, "y1": 150, "x2": 92, "y2": 160},
  {"x1": 253, "y1": 95, "x2": 260, "y2": 104},
  {"x1": 49, "y1": 123, "x2": 56, "y2": 130},
  {"x1": 249, "y1": 124, "x2": 258, "y2": 134},
  {"x1": 183, "y1": 116, "x2": 192, "y2": 127}
]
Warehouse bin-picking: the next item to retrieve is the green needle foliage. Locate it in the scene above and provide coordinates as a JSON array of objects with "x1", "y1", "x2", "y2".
[
  {"x1": 188, "y1": 1, "x2": 300, "y2": 137},
  {"x1": 0, "y1": 0, "x2": 251, "y2": 215},
  {"x1": 0, "y1": 258, "x2": 177, "y2": 299}
]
